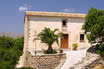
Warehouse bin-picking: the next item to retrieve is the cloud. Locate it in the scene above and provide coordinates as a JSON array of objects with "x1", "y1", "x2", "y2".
[
  {"x1": 18, "y1": 4, "x2": 32, "y2": 12},
  {"x1": 19, "y1": 6, "x2": 28, "y2": 12},
  {"x1": 63, "y1": 8, "x2": 76, "y2": 12}
]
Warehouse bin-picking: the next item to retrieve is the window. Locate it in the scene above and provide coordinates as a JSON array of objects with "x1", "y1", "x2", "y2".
[
  {"x1": 80, "y1": 34, "x2": 84, "y2": 41},
  {"x1": 62, "y1": 20, "x2": 67, "y2": 27}
]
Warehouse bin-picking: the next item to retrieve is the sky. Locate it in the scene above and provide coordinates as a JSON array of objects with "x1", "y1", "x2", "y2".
[{"x1": 0, "y1": 0, "x2": 104, "y2": 34}]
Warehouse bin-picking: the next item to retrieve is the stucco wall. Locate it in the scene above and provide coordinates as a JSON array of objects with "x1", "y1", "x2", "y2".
[
  {"x1": 68, "y1": 18, "x2": 89, "y2": 49},
  {"x1": 28, "y1": 16, "x2": 62, "y2": 51},
  {"x1": 26, "y1": 16, "x2": 89, "y2": 51}
]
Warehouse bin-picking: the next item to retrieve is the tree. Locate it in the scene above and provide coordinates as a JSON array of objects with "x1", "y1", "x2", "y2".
[
  {"x1": 0, "y1": 36, "x2": 24, "y2": 69},
  {"x1": 37, "y1": 27, "x2": 63, "y2": 54},
  {"x1": 82, "y1": 7, "x2": 104, "y2": 57},
  {"x1": 83, "y1": 7, "x2": 104, "y2": 44},
  {"x1": 14, "y1": 37, "x2": 24, "y2": 56},
  {"x1": 0, "y1": 36, "x2": 15, "y2": 49}
]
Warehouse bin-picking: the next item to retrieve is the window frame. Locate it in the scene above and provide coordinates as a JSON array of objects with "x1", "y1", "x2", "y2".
[
  {"x1": 80, "y1": 34, "x2": 85, "y2": 42},
  {"x1": 62, "y1": 19, "x2": 67, "y2": 27}
]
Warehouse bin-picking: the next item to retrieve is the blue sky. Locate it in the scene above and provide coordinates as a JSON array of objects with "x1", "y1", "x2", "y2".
[{"x1": 0, "y1": 0, "x2": 104, "y2": 34}]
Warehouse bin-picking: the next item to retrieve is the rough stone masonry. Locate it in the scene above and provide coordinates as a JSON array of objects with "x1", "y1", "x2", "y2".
[{"x1": 24, "y1": 51, "x2": 66, "y2": 69}]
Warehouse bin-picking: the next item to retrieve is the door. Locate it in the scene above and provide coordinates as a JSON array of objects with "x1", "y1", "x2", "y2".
[{"x1": 61, "y1": 34, "x2": 68, "y2": 48}]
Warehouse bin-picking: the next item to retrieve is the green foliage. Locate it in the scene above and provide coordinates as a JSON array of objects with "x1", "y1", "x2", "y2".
[
  {"x1": 72, "y1": 43, "x2": 78, "y2": 50},
  {"x1": 14, "y1": 37, "x2": 24, "y2": 56},
  {"x1": 37, "y1": 27, "x2": 63, "y2": 54},
  {"x1": 72, "y1": 43, "x2": 78, "y2": 47},
  {"x1": 43, "y1": 50, "x2": 57, "y2": 54},
  {"x1": 17, "y1": 67, "x2": 34, "y2": 69},
  {"x1": 0, "y1": 36, "x2": 15, "y2": 49},
  {"x1": 82, "y1": 7, "x2": 104, "y2": 57},
  {"x1": 82, "y1": 7, "x2": 104, "y2": 44},
  {"x1": 38, "y1": 27, "x2": 63, "y2": 46},
  {"x1": 96, "y1": 44, "x2": 104, "y2": 57},
  {"x1": 0, "y1": 36, "x2": 24, "y2": 69}
]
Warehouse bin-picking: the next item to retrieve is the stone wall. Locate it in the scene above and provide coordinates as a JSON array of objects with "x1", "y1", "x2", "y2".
[{"x1": 24, "y1": 51, "x2": 66, "y2": 69}]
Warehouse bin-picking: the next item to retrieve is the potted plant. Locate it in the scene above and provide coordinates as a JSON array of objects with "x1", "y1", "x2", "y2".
[
  {"x1": 72, "y1": 43, "x2": 78, "y2": 50},
  {"x1": 35, "y1": 27, "x2": 63, "y2": 54},
  {"x1": 59, "y1": 49, "x2": 63, "y2": 53}
]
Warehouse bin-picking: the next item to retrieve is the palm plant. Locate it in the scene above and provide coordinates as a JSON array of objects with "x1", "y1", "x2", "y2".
[{"x1": 37, "y1": 27, "x2": 63, "y2": 54}]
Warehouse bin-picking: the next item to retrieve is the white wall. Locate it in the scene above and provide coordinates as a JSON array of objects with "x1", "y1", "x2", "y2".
[
  {"x1": 26, "y1": 16, "x2": 90, "y2": 51},
  {"x1": 28, "y1": 16, "x2": 62, "y2": 51},
  {"x1": 67, "y1": 18, "x2": 89, "y2": 49}
]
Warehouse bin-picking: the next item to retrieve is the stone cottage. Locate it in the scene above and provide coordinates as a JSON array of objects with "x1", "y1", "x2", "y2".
[{"x1": 19, "y1": 11, "x2": 90, "y2": 67}]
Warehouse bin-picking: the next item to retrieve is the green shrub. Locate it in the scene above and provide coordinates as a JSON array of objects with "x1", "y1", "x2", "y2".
[
  {"x1": 17, "y1": 67, "x2": 34, "y2": 69},
  {"x1": 72, "y1": 43, "x2": 78, "y2": 47},
  {"x1": 0, "y1": 36, "x2": 15, "y2": 49},
  {"x1": 96, "y1": 44, "x2": 104, "y2": 57},
  {"x1": 96, "y1": 50, "x2": 101, "y2": 54},
  {"x1": 0, "y1": 36, "x2": 24, "y2": 69},
  {"x1": 14, "y1": 37, "x2": 24, "y2": 56},
  {"x1": 72, "y1": 43, "x2": 78, "y2": 50},
  {"x1": 43, "y1": 50, "x2": 57, "y2": 54},
  {"x1": 100, "y1": 51, "x2": 104, "y2": 57}
]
